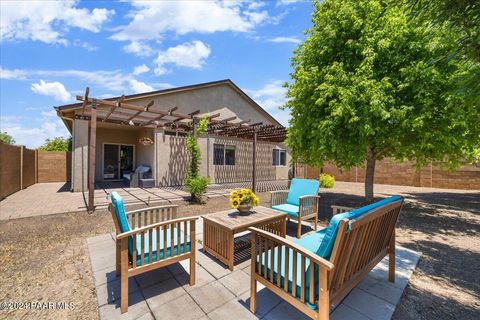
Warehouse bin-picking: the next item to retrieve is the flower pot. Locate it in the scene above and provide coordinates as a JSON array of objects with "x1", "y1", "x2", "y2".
[{"x1": 237, "y1": 204, "x2": 252, "y2": 216}]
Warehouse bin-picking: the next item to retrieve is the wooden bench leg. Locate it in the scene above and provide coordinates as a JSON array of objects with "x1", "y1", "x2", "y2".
[
  {"x1": 314, "y1": 214, "x2": 318, "y2": 231},
  {"x1": 189, "y1": 254, "x2": 196, "y2": 286},
  {"x1": 389, "y1": 230, "x2": 395, "y2": 283},
  {"x1": 120, "y1": 242, "x2": 129, "y2": 313},
  {"x1": 250, "y1": 276, "x2": 257, "y2": 313},
  {"x1": 318, "y1": 268, "x2": 329, "y2": 320}
]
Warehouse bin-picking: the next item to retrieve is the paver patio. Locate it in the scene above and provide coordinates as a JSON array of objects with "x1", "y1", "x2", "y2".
[
  {"x1": 0, "y1": 180, "x2": 288, "y2": 220},
  {"x1": 87, "y1": 219, "x2": 421, "y2": 320}
]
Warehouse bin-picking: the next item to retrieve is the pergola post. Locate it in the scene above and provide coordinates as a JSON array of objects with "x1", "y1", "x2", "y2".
[
  {"x1": 88, "y1": 100, "x2": 97, "y2": 212},
  {"x1": 252, "y1": 129, "x2": 257, "y2": 192}
]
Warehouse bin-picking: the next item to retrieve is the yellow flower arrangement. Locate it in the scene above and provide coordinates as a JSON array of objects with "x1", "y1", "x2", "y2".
[{"x1": 230, "y1": 188, "x2": 260, "y2": 209}]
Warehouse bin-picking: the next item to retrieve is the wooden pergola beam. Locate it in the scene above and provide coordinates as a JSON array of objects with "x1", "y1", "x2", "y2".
[
  {"x1": 88, "y1": 99, "x2": 97, "y2": 212},
  {"x1": 103, "y1": 94, "x2": 125, "y2": 122},
  {"x1": 81, "y1": 87, "x2": 89, "y2": 117}
]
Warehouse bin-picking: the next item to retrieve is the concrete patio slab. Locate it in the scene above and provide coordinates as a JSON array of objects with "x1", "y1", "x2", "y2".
[
  {"x1": 0, "y1": 180, "x2": 288, "y2": 220},
  {"x1": 87, "y1": 227, "x2": 420, "y2": 320}
]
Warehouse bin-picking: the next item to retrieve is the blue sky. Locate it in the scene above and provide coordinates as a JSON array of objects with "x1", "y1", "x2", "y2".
[{"x1": 0, "y1": 0, "x2": 313, "y2": 148}]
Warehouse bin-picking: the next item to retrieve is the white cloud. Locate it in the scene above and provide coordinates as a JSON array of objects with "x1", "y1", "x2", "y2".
[
  {"x1": 132, "y1": 64, "x2": 150, "y2": 76},
  {"x1": 123, "y1": 41, "x2": 153, "y2": 57},
  {"x1": 0, "y1": 0, "x2": 114, "y2": 44},
  {"x1": 0, "y1": 67, "x2": 27, "y2": 80},
  {"x1": 154, "y1": 41, "x2": 211, "y2": 75},
  {"x1": 277, "y1": 0, "x2": 304, "y2": 5},
  {"x1": 111, "y1": 1, "x2": 268, "y2": 43},
  {"x1": 129, "y1": 79, "x2": 154, "y2": 94},
  {"x1": 0, "y1": 114, "x2": 69, "y2": 149},
  {"x1": 31, "y1": 80, "x2": 72, "y2": 102},
  {"x1": 247, "y1": 80, "x2": 290, "y2": 126},
  {"x1": 268, "y1": 36, "x2": 301, "y2": 44}
]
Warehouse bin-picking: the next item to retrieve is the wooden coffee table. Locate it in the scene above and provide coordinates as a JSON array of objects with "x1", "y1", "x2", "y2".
[{"x1": 202, "y1": 206, "x2": 287, "y2": 270}]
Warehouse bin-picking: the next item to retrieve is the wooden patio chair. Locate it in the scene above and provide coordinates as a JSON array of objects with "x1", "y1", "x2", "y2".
[
  {"x1": 250, "y1": 196, "x2": 404, "y2": 320},
  {"x1": 271, "y1": 178, "x2": 320, "y2": 238},
  {"x1": 109, "y1": 191, "x2": 197, "y2": 313}
]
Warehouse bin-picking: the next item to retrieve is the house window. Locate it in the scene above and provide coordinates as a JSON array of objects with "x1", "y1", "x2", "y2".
[
  {"x1": 272, "y1": 149, "x2": 286, "y2": 166},
  {"x1": 213, "y1": 144, "x2": 224, "y2": 165},
  {"x1": 225, "y1": 145, "x2": 236, "y2": 165},
  {"x1": 213, "y1": 144, "x2": 236, "y2": 165}
]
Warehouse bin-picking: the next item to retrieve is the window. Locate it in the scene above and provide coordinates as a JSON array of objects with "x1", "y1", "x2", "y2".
[
  {"x1": 213, "y1": 144, "x2": 224, "y2": 165},
  {"x1": 272, "y1": 148, "x2": 286, "y2": 166},
  {"x1": 225, "y1": 145, "x2": 236, "y2": 165},
  {"x1": 214, "y1": 144, "x2": 236, "y2": 165}
]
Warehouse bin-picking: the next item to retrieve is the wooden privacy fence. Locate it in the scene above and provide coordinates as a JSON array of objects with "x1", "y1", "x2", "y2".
[
  {"x1": 297, "y1": 160, "x2": 480, "y2": 190},
  {"x1": 0, "y1": 142, "x2": 71, "y2": 200}
]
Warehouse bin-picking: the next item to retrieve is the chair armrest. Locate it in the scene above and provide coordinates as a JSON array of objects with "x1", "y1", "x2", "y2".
[
  {"x1": 126, "y1": 205, "x2": 178, "y2": 228},
  {"x1": 270, "y1": 190, "x2": 289, "y2": 206},
  {"x1": 299, "y1": 195, "x2": 320, "y2": 217},
  {"x1": 117, "y1": 216, "x2": 199, "y2": 239},
  {"x1": 331, "y1": 205, "x2": 355, "y2": 215},
  {"x1": 250, "y1": 226, "x2": 333, "y2": 271}
]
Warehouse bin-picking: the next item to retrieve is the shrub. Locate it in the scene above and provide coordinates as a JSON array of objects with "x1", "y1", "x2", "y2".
[
  {"x1": 319, "y1": 173, "x2": 335, "y2": 188},
  {"x1": 186, "y1": 175, "x2": 209, "y2": 202}
]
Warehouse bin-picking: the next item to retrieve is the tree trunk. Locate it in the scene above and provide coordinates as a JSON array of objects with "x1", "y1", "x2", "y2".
[{"x1": 365, "y1": 147, "x2": 376, "y2": 203}]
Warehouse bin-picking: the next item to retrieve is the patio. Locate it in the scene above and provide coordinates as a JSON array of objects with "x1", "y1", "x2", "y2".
[
  {"x1": 0, "y1": 180, "x2": 288, "y2": 220},
  {"x1": 87, "y1": 220, "x2": 421, "y2": 320}
]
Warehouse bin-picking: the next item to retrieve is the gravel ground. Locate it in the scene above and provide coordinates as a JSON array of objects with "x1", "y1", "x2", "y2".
[{"x1": 0, "y1": 182, "x2": 478, "y2": 320}]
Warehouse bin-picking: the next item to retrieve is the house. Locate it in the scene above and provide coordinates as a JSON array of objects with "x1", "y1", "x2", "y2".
[{"x1": 55, "y1": 79, "x2": 290, "y2": 192}]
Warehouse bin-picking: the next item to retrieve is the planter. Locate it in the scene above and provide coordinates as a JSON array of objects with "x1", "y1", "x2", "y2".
[{"x1": 238, "y1": 204, "x2": 252, "y2": 216}]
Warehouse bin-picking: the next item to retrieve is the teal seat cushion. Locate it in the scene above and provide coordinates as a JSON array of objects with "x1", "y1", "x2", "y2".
[
  {"x1": 257, "y1": 245, "x2": 319, "y2": 308},
  {"x1": 133, "y1": 227, "x2": 190, "y2": 266},
  {"x1": 286, "y1": 179, "x2": 319, "y2": 206},
  {"x1": 111, "y1": 191, "x2": 131, "y2": 233},
  {"x1": 316, "y1": 196, "x2": 403, "y2": 259},
  {"x1": 272, "y1": 204, "x2": 300, "y2": 218}
]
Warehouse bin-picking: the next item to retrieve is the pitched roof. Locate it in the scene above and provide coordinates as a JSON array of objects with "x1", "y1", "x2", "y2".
[{"x1": 55, "y1": 79, "x2": 282, "y2": 127}]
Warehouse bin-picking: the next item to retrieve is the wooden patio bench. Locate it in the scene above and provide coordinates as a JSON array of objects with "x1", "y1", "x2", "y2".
[
  {"x1": 271, "y1": 178, "x2": 320, "y2": 238},
  {"x1": 249, "y1": 196, "x2": 404, "y2": 320},
  {"x1": 109, "y1": 192, "x2": 197, "y2": 313}
]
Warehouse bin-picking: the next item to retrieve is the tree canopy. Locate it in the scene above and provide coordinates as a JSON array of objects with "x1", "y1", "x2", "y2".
[
  {"x1": 285, "y1": 0, "x2": 480, "y2": 200},
  {"x1": 0, "y1": 132, "x2": 15, "y2": 145},
  {"x1": 39, "y1": 137, "x2": 72, "y2": 151}
]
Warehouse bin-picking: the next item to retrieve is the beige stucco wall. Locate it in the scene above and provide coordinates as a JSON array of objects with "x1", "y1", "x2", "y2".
[{"x1": 72, "y1": 119, "x2": 88, "y2": 192}]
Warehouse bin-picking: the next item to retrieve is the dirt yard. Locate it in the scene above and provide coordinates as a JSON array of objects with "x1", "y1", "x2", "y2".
[{"x1": 0, "y1": 182, "x2": 478, "y2": 319}]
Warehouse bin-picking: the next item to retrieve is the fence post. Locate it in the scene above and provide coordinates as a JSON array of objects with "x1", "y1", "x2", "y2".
[
  {"x1": 20, "y1": 145, "x2": 24, "y2": 190},
  {"x1": 35, "y1": 149, "x2": 38, "y2": 183}
]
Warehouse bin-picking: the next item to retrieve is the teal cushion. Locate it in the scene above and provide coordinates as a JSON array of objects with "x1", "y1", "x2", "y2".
[
  {"x1": 272, "y1": 204, "x2": 300, "y2": 218},
  {"x1": 294, "y1": 228, "x2": 327, "y2": 254},
  {"x1": 133, "y1": 227, "x2": 190, "y2": 266},
  {"x1": 257, "y1": 245, "x2": 318, "y2": 306},
  {"x1": 286, "y1": 179, "x2": 319, "y2": 206},
  {"x1": 316, "y1": 196, "x2": 403, "y2": 259},
  {"x1": 111, "y1": 192, "x2": 131, "y2": 233}
]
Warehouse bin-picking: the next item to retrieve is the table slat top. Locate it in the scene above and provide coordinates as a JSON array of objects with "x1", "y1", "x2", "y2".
[{"x1": 202, "y1": 206, "x2": 286, "y2": 231}]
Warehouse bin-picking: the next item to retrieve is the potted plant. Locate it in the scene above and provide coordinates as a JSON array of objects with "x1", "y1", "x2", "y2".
[{"x1": 230, "y1": 188, "x2": 260, "y2": 215}]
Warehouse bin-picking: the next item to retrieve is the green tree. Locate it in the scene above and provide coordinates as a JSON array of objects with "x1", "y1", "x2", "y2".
[
  {"x1": 285, "y1": 0, "x2": 480, "y2": 202},
  {"x1": 185, "y1": 117, "x2": 210, "y2": 202},
  {"x1": 39, "y1": 137, "x2": 72, "y2": 151},
  {"x1": 0, "y1": 132, "x2": 15, "y2": 144}
]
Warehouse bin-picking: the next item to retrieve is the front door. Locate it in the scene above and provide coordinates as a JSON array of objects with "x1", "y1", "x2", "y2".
[{"x1": 103, "y1": 144, "x2": 134, "y2": 180}]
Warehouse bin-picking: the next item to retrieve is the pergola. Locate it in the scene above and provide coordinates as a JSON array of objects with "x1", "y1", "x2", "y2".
[{"x1": 74, "y1": 88, "x2": 287, "y2": 211}]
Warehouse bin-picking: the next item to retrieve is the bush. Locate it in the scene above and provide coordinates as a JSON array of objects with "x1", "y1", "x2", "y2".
[
  {"x1": 319, "y1": 173, "x2": 335, "y2": 188},
  {"x1": 186, "y1": 175, "x2": 209, "y2": 202}
]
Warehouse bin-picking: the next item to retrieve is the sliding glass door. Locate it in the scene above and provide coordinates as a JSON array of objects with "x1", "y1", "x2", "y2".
[{"x1": 103, "y1": 144, "x2": 135, "y2": 180}]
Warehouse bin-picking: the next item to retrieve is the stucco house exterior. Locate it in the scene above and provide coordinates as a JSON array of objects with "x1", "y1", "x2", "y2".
[{"x1": 55, "y1": 79, "x2": 290, "y2": 192}]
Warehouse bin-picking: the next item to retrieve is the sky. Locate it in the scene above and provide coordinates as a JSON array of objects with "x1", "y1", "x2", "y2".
[{"x1": 0, "y1": 0, "x2": 314, "y2": 148}]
